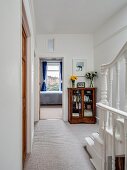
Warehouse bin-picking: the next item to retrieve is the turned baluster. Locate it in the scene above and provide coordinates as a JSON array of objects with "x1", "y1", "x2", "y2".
[
  {"x1": 100, "y1": 66, "x2": 108, "y2": 139},
  {"x1": 102, "y1": 109, "x2": 107, "y2": 170},
  {"x1": 112, "y1": 113, "x2": 116, "y2": 170},
  {"x1": 98, "y1": 108, "x2": 104, "y2": 139},
  {"x1": 108, "y1": 68, "x2": 113, "y2": 128},
  {"x1": 100, "y1": 66, "x2": 109, "y2": 170},
  {"x1": 115, "y1": 61, "x2": 120, "y2": 110},
  {"x1": 100, "y1": 66, "x2": 108, "y2": 105}
]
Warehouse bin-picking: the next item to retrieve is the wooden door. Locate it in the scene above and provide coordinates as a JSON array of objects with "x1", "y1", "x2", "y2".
[{"x1": 22, "y1": 25, "x2": 27, "y2": 163}]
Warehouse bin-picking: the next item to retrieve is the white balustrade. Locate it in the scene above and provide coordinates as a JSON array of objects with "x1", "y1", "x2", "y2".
[
  {"x1": 97, "y1": 102, "x2": 127, "y2": 170},
  {"x1": 92, "y1": 43, "x2": 127, "y2": 170}
]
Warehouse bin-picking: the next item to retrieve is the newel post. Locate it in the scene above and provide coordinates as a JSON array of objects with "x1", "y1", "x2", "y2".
[
  {"x1": 109, "y1": 68, "x2": 113, "y2": 106},
  {"x1": 100, "y1": 66, "x2": 108, "y2": 105}
]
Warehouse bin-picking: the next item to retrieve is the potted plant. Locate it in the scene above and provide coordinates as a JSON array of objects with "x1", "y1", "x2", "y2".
[
  {"x1": 85, "y1": 71, "x2": 97, "y2": 87},
  {"x1": 70, "y1": 75, "x2": 78, "y2": 88}
]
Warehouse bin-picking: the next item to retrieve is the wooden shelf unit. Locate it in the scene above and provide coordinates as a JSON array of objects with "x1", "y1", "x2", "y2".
[{"x1": 68, "y1": 88, "x2": 96, "y2": 124}]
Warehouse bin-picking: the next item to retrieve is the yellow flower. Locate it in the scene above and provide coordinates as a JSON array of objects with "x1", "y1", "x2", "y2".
[{"x1": 70, "y1": 75, "x2": 78, "y2": 81}]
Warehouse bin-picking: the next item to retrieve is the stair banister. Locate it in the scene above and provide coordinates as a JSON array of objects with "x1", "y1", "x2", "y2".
[
  {"x1": 97, "y1": 102, "x2": 127, "y2": 170},
  {"x1": 85, "y1": 42, "x2": 127, "y2": 170}
]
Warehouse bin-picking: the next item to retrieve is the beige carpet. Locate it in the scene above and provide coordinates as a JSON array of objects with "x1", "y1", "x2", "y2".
[
  {"x1": 24, "y1": 120, "x2": 98, "y2": 170},
  {"x1": 40, "y1": 105, "x2": 62, "y2": 119}
]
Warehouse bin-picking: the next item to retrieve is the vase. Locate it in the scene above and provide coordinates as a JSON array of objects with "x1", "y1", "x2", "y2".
[
  {"x1": 90, "y1": 80, "x2": 94, "y2": 88},
  {"x1": 72, "y1": 80, "x2": 75, "y2": 88}
]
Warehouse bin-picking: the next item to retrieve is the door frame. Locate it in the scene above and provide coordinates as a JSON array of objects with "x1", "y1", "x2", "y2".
[
  {"x1": 37, "y1": 56, "x2": 64, "y2": 120},
  {"x1": 22, "y1": 0, "x2": 32, "y2": 156},
  {"x1": 22, "y1": 24, "x2": 27, "y2": 163}
]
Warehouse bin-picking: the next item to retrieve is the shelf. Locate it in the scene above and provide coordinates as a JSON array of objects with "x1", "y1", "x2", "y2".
[
  {"x1": 85, "y1": 93, "x2": 92, "y2": 95},
  {"x1": 73, "y1": 102, "x2": 82, "y2": 103},
  {"x1": 68, "y1": 88, "x2": 96, "y2": 124}
]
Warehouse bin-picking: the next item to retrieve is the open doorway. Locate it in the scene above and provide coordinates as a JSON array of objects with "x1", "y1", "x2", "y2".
[{"x1": 39, "y1": 58, "x2": 63, "y2": 119}]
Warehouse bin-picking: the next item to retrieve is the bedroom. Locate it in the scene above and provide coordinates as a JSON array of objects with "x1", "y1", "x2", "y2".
[{"x1": 40, "y1": 58, "x2": 63, "y2": 119}]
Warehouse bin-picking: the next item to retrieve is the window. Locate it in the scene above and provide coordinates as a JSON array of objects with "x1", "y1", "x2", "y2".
[{"x1": 47, "y1": 63, "x2": 60, "y2": 91}]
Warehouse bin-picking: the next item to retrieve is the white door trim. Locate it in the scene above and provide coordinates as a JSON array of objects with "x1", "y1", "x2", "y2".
[{"x1": 34, "y1": 55, "x2": 65, "y2": 121}]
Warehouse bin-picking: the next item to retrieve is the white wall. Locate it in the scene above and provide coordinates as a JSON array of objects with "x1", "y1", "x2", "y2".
[
  {"x1": 94, "y1": 5, "x2": 127, "y2": 106},
  {"x1": 0, "y1": 0, "x2": 35, "y2": 170},
  {"x1": 0, "y1": 1, "x2": 22, "y2": 170},
  {"x1": 35, "y1": 34, "x2": 94, "y2": 121}
]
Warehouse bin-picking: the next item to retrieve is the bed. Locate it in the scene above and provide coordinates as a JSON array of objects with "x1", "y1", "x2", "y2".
[{"x1": 40, "y1": 91, "x2": 62, "y2": 105}]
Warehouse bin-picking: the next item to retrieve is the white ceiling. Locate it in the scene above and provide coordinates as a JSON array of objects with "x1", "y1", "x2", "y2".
[{"x1": 33, "y1": 0, "x2": 127, "y2": 34}]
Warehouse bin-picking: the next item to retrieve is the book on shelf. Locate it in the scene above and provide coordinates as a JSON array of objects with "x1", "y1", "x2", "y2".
[
  {"x1": 84, "y1": 110, "x2": 92, "y2": 117},
  {"x1": 73, "y1": 95, "x2": 76, "y2": 102},
  {"x1": 72, "y1": 113, "x2": 79, "y2": 117},
  {"x1": 79, "y1": 103, "x2": 81, "y2": 109},
  {"x1": 84, "y1": 95, "x2": 89, "y2": 102}
]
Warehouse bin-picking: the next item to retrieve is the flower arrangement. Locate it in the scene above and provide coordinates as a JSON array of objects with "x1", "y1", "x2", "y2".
[
  {"x1": 70, "y1": 75, "x2": 78, "y2": 81},
  {"x1": 70, "y1": 75, "x2": 78, "y2": 88},
  {"x1": 85, "y1": 72, "x2": 97, "y2": 80},
  {"x1": 85, "y1": 71, "x2": 97, "y2": 87}
]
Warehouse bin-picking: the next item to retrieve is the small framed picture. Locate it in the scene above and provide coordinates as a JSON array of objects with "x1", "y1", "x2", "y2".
[
  {"x1": 73, "y1": 59, "x2": 87, "y2": 77},
  {"x1": 77, "y1": 82, "x2": 85, "y2": 88}
]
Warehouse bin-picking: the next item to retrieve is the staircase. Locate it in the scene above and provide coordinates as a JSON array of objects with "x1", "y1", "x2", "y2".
[{"x1": 85, "y1": 42, "x2": 127, "y2": 170}]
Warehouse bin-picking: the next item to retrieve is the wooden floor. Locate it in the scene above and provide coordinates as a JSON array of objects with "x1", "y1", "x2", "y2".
[{"x1": 40, "y1": 105, "x2": 62, "y2": 119}]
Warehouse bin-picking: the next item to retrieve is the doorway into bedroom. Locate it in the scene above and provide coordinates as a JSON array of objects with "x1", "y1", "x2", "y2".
[{"x1": 39, "y1": 58, "x2": 63, "y2": 119}]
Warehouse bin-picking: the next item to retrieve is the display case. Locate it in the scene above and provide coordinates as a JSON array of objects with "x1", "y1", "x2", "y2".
[{"x1": 68, "y1": 88, "x2": 96, "y2": 124}]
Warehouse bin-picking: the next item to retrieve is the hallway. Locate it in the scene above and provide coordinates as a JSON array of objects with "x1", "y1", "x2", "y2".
[
  {"x1": 24, "y1": 120, "x2": 98, "y2": 170},
  {"x1": 40, "y1": 106, "x2": 62, "y2": 119}
]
